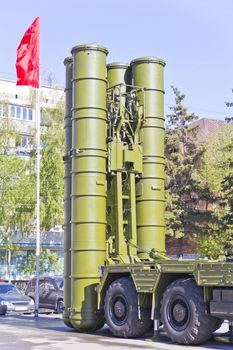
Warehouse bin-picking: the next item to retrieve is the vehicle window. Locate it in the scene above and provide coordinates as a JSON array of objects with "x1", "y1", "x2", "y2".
[
  {"x1": 30, "y1": 279, "x2": 36, "y2": 288},
  {"x1": 54, "y1": 278, "x2": 64, "y2": 290},
  {"x1": 39, "y1": 282, "x2": 46, "y2": 292},
  {"x1": 26, "y1": 281, "x2": 31, "y2": 289},
  {"x1": 28, "y1": 279, "x2": 43, "y2": 291},
  {"x1": 0, "y1": 284, "x2": 20, "y2": 294},
  {"x1": 59, "y1": 280, "x2": 64, "y2": 290},
  {"x1": 45, "y1": 281, "x2": 55, "y2": 291}
]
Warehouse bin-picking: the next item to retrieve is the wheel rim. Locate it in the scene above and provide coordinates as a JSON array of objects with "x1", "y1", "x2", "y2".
[
  {"x1": 57, "y1": 301, "x2": 64, "y2": 313},
  {"x1": 167, "y1": 295, "x2": 190, "y2": 331},
  {"x1": 110, "y1": 295, "x2": 128, "y2": 326}
]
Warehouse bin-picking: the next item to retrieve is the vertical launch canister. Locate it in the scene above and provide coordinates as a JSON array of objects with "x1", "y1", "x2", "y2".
[
  {"x1": 131, "y1": 57, "x2": 166, "y2": 257},
  {"x1": 107, "y1": 62, "x2": 131, "y2": 90},
  {"x1": 63, "y1": 56, "x2": 73, "y2": 327},
  {"x1": 70, "y1": 44, "x2": 108, "y2": 330}
]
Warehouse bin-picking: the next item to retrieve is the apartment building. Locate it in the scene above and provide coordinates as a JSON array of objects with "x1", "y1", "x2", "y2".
[{"x1": 0, "y1": 78, "x2": 64, "y2": 154}]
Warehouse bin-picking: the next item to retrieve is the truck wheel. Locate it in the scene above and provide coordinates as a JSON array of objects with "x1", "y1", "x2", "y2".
[
  {"x1": 104, "y1": 277, "x2": 152, "y2": 338},
  {"x1": 160, "y1": 278, "x2": 220, "y2": 345}
]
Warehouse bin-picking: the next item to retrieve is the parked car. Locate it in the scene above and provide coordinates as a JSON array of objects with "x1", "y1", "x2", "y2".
[
  {"x1": 25, "y1": 276, "x2": 64, "y2": 313},
  {"x1": 0, "y1": 282, "x2": 35, "y2": 315}
]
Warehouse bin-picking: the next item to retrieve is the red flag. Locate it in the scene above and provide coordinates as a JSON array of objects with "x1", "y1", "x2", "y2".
[{"x1": 16, "y1": 17, "x2": 40, "y2": 88}]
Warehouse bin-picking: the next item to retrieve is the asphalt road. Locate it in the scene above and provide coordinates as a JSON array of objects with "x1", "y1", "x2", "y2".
[{"x1": 0, "y1": 313, "x2": 233, "y2": 350}]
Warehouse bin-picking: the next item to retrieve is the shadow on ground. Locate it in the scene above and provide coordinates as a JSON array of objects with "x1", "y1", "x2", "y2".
[{"x1": 1, "y1": 314, "x2": 233, "y2": 350}]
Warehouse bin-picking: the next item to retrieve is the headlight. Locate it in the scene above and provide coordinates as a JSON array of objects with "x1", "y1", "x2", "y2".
[
  {"x1": 29, "y1": 299, "x2": 35, "y2": 305},
  {"x1": 0, "y1": 300, "x2": 13, "y2": 306}
]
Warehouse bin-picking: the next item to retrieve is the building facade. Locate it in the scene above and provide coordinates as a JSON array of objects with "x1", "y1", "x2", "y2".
[{"x1": 0, "y1": 79, "x2": 64, "y2": 153}]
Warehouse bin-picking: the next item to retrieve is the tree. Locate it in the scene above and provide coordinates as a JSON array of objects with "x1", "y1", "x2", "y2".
[
  {"x1": 18, "y1": 249, "x2": 60, "y2": 275},
  {"x1": 0, "y1": 91, "x2": 65, "y2": 279},
  {"x1": 40, "y1": 101, "x2": 65, "y2": 230},
  {"x1": 0, "y1": 116, "x2": 36, "y2": 279},
  {"x1": 195, "y1": 119, "x2": 233, "y2": 258},
  {"x1": 165, "y1": 86, "x2": 213, "y2": 255},
  {"x1": 0, "y1": 112, "x2": 20, "y2": 154},
  {"x1": 221, "y1": 117, "x2": 233, "y2": 234}
]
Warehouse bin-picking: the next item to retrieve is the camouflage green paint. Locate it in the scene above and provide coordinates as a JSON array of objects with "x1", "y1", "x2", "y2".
[
  {"x1": 106, "y1": 63, "x2": 136, "y2": 259},
  {"x1": 107, "y1": 62, "x2": 131, "y2": 90},
  {"x1": 131, "y1": 57, "x2": 166, "y2": 257},
  {"x1": 70, "y1": 44, "x2": 108, "y2": 330},
  {"x1": 63, "y1": 56, "x2": 73, "y2": 327}
]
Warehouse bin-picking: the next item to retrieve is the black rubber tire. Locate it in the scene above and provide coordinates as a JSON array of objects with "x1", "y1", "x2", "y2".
[
  {"x1": 104, "y1": 277, "x2": 152, "y2": 338},
  {"x1": 63, "y1": 318, "x2": 74, "y2": 329},
  {"x1": 56, "y1": 299, "x2": 64, "y2": 314},
  {"x1": 160, "y1": 278, "x2": 221, "y2": 345}
]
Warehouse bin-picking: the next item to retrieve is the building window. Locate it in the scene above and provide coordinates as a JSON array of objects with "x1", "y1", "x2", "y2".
[
  {"x1": 8, "y1": 105, "x2": 34, "y2": 121},
  {"x1": 28, "y1": 108, "x2": 33, "y2": 121},
  {"x1": 10, "y1": 105, "x2": 16, "y2": 118},
  {"x1": 16, "y1": 106, "x2": 21, "y2": 118},
  {"x1": 23, "y1": 108, "x2": 27, "y2": 120}
]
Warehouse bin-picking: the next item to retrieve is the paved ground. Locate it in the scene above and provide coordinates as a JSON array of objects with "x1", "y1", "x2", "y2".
[{"x1": 0, "y1": 313, "x2": 233, "y2": 350}]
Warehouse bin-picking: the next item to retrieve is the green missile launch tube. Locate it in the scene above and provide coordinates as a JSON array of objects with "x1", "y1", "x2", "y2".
[
  {"x1": 131, "y1": 57, "x2": 166, "y2": 257},
  {"x1": 70, "y1": 44, "x2": 108, "y2": 330},
  {"x1": 63, "y1": 56, "x2": 73, "y2": 327},
  {"x1": 107, "y1": 63, "x2": 131, "y2": 126},
  {"x1": 107, "y1": 62, "x2": 131, "y2": 89}
]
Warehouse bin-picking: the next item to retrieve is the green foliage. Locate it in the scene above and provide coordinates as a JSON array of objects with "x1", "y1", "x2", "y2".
[
  {"x1": 196, "y1": 233, "x2": 227, "y2": 259},
  {"x1": 219, "y1": 120, "x2": 233, "y2": 235},
  {"x1": 40, "y1": 102, "x2": 65, "y2": 230},
  {"x1": 200, "y1": 125, "x2": 233, "y2": 194},
  {"x1": 19, "y1": 249, "x2": 59, "y2": 275},
  {"x1": 0, "y1": 112, "x2": 18, "y2": 153},
  {"x1": 0, "y1": 100, "x2": 65, "y2": 237},
  {"x1": 0, "y1": 154, "x2": 36, "y2": 238},
  {"x1": 196, "y1": 119, "x2": 233, "y2": 258},
  {"x1": 166, "y1": 88, "x2": 233, "y2": 258},
  {"x1": 0, "y1": 99, "x2": 65, "y2": 277},
  {"x1": 165, "y1": 86, "x2": 210, "y2": 240},
  {"x1": 0, "y1": 117, "x2": 36, "y2": 277},
  {"x1": 0, "y1": 117, "x2": 36, "y2": 240}
]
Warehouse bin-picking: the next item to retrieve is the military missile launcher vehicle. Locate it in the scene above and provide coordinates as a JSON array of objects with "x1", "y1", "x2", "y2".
[{"x1": 63, "y1": 44, "x2": 233, "y2": 345}]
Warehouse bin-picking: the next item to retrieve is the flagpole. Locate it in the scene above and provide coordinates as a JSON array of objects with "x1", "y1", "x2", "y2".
[
  {"x1": 15, "y1": 16, "x2": 40, "y2": 315},
  {"x1": 35, "y1": 76, "x2": 41, "y2": 317}
]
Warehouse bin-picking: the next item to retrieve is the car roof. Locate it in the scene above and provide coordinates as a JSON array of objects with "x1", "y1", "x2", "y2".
[
  {"x1": 29, "y1": 276, "x2": 63, "y2": 281},
  {"x1": 0, "y1": 282, "x2": 14, "y2": 286}
]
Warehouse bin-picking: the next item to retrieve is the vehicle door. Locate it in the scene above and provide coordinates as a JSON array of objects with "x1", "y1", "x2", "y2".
[
  {"x1": 38, "y1": 278, "x2": 47, "y2": 308},
  {"x1": 42, "y1": 278, "x2": 57, "y2": 309}
]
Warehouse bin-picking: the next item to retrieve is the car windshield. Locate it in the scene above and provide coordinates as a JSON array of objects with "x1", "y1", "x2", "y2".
[
  {"x1": 0, "y1": 284, "x2": 20, "y2": 294},
  {"x1": 55, "y1": 278, "x2": 64, "y2": 290}
]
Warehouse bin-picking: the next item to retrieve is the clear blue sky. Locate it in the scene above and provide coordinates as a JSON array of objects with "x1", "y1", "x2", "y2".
[{"x1": 1, "y1": 0, "x2": 233, "y2": 120}]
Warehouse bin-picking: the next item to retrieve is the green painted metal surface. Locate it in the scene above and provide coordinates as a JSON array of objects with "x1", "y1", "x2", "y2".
[
  {"x1": 97, "y1": 258, "x2": 233, "y2": 324},
  {"x1": 106, "y1": 62, "x2": 139, "y2": 261},
  {"x1": 107, "y1": 62, "x2": 131, "y2": 91},
  {"x1": 193, "y1": 261, "x2": 233, "y2": 286},
  {"x1": 99, "y1": 260, "x2": 233, "y2": 294},
  {"x1": 70, "y1": 44, "x2": 108, "y2": 330},
  {"x1": 63, "y1": 46, "x2": 233, "y2": 336},
  {"x1": 131, "y1": 57, "x2": 166, "y2": 257},
  {"x1": 63, "y1": 56, "x2": 73, "y2": 327}
]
